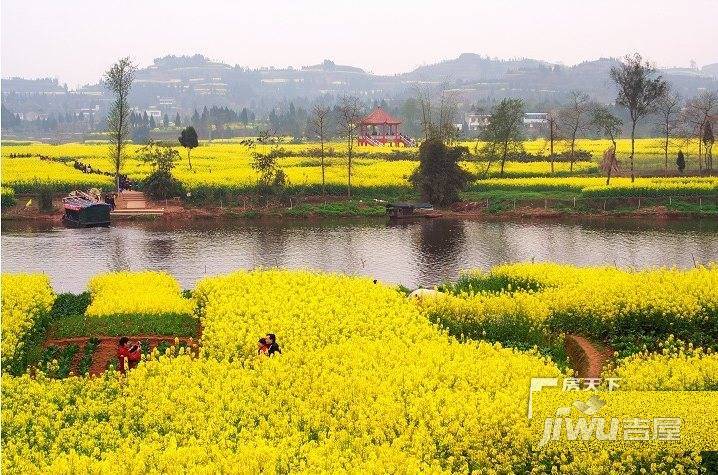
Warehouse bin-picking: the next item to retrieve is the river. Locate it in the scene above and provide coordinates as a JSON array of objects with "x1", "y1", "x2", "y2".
[{"x1": 2, "y1": 218, "x2": 717, "y2": 293}]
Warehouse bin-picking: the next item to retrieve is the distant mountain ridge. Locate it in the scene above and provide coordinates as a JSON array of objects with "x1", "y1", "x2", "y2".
[
  {"x1": 403, "y1": 53, "x2": 554, "y2": 81},
  {"x1": 2, "y1": 53, "x2": 717, "y2": 121}
]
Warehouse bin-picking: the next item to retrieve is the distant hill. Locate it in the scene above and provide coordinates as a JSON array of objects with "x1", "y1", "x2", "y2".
[
  {"x1": 302, "y1": 59, "x2": 365, "y2": 74},
  {"x1": 2, "y1": 53, "x2": 717, "y2": 123},
  {"x1": 702, "y1": 63, "x2": 718, "y2": 78},
  {"x1": 403, "y1": 53, "x2": 551, "y2": 81}
]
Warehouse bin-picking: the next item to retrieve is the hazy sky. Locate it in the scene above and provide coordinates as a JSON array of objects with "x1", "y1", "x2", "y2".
[{"x1": 2, "y1": 0, "x2": 716, "y2": 88}]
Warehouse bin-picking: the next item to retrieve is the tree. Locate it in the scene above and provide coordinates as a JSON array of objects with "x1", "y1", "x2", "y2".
[
  {"x1": 163, "y1": 113, "x2": 169, "y2": 128},
  {"x1": 703, "y1": 120, "x2": 715, "y2": 171},
  {"x1": 103, "y1": 57, "x2": 136, "y2": 191},
  {"x1": 610, "y1": 53, "x2": 668, "y2": 181},
  {"x1": 654, "y1": 90, "x2": 682, "y2": 176},
  {"x1": 337, "y1": 96, "x2": 361, "y2": 198},
  {"x1": 558, "y1": 91, "x2": 592, "y2": 172},
  {"x1": 684, "y1": 91, "x2": 718, "y2": 172},
  {"x1": 410, "y1": 136, "x2": 472, "y2": 206},
  {"x1": 591, "y1": 105, "x2": 623, "y2": 184},
  {"x1": 137, "y1": 140, "x2": 180, "y2": 173},
  {"x1": 676, "y1": 150, "x2": 686, "y2": 173},
  {"x1": 138, "y1": 142, "x2": 183, "y2": 200},
  {"x1": 416, "y1": 86, "x2": 459, "y2": 144},
  {"x1": 310, "y1": 104, "x2": 331, "y2": 196},
  {"x1": 178, "y1": 126, "x2": 199, "y2": 170},
  {"x1": 481, "y1": 98, "x2": 524, "y2": 176},
  {"x1": 546, "y1": 109, "x2": 560, "y2": 173},
  {"x1": 174, "y1": 112, "x2": 181, "y2": 127}
]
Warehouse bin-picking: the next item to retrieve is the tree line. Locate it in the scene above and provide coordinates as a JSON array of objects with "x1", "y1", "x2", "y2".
[
  {"x1": 102, "y1": 54, "x2": 717, "y2": 204},
  {"x1": 474, "y1": 54, "x2": 716, "y2": 183}
]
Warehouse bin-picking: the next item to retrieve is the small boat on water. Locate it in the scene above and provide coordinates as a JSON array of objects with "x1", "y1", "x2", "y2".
[
  {"x1": 386, "y1": 202, "x2": 442, "y2": 220},
  {"x1": 62, "y1": 191, "x2": 111, "y2": 227}
]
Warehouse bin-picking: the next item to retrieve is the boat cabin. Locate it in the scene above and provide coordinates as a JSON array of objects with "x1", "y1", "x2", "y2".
[{"x1": 62, "y1": 196, "x2": 111, "y2": 227}]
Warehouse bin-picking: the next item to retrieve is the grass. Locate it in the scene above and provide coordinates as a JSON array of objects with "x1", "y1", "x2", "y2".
[
  {"x1": 460, "y1": 188, "x2": 718, "y2": 215},
  {"x1": 45, "y1": 313, "x2": 199, "y2": 339},
  {"x1": 666, "y1": 200, "x2": 718, "y2": 215},
  {"x1": 38, "y1": 290, "x2": 199, "y2": 341},
  {"x1": 285, "y1": 201, "x2": 386, "y2": 217}
]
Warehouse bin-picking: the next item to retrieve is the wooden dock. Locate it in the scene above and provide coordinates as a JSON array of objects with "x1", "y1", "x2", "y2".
[{"x1": 110, "y1": 191, "x2": 164, "y2": 218}]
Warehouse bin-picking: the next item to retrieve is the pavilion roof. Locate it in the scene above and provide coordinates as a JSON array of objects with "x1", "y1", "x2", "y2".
[{"x1": 359, "y1": 106, "x2": 401, "y2": 125}]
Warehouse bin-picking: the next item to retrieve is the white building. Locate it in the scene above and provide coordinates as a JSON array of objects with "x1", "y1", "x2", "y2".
[
  {"x1": 465, "y1": 113, "x2": 491, "y2": 131},
  {"x1": 523, "y1": 112, "x2": 548, "y2": 127}
]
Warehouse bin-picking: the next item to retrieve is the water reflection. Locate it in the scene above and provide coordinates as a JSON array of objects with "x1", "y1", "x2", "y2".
[
  {"x1": 2, "y1": 218, "x2": 717, "y2": 293},
  {"x1": 412, "y1": 219, "x2": 466, "y2": 287}
]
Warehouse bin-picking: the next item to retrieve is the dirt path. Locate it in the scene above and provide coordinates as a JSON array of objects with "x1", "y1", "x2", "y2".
[
  {"x1": 564, "y1": 334, "x2": 614, "y2": 378},
  {"x1": 43, "y1": 335, "x2": 198, "y2": 376}
]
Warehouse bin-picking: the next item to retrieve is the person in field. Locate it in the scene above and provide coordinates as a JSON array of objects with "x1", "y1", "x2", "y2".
[
  {"x1": 117, "y1": 337, "x2": 142, "y2": 373},
  {"x1": 257, "y1": 337, "x2": 269, "y2": 356},
  {"x1": 265, "y1": 333, "x2": 281, "y2": 356}
]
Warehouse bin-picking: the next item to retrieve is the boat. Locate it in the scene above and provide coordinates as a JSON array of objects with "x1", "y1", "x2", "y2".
[
  {"x1": 62, "y1": 192, "x2": 111, "y2": 227},
  {"x1": 386, "y1": 202, "x2": 442, "y2": 220}
]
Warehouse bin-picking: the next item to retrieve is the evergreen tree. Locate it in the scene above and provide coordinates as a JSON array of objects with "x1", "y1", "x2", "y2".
[
  {"x1": 174, "y1": 112, "x2": 181, "y2": 127},
  {"x1": 410, "y1": 137, "x2": 472, "y2": 206},
  {"x1": 676, "y1": 150, "x2": 686, "y2": 173},
  {"x1": 178, "y1": 126, "x2": 199, "y2": 169},
  {"x1": 163, "y1": 113, "x2": 170, "y2": 128}
]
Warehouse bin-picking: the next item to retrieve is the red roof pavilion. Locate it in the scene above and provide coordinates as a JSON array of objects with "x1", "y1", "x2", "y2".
[
  {"x1": 360, "y1": 107, "x2": 401, "y2": 126},
  {"x1": 357, "y1": 107, "x2": 414, "y2": 147}
]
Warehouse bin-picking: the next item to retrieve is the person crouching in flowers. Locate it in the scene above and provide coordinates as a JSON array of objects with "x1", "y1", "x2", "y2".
[
  {"x1": 117, "y1": 337, "x2": 142, "y2": 374},
  {"x1": 257, "y1": 337, "x2": 269, "y2": 356},
  {"x1": 266, "y1": 333, "x2": 281, "y2": 356}
]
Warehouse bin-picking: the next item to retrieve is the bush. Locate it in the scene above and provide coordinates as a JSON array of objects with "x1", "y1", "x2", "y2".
[
  {"x1": 410, "y1": 137, "x2": 473, "y2": 206},
  {"x1": 143, "y1": 170, "x2": 183, "y2": 200},
  {"x1": 1, "y1": 187, "x2": 17, "y2": 209},
  {"x1": 34, "y1": 182, "x2": 55, "y2": 212}
]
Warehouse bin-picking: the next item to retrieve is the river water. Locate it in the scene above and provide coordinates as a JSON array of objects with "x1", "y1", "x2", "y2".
[{"x1": 2, "y1": 218, "x2": 717, "y2": 293}]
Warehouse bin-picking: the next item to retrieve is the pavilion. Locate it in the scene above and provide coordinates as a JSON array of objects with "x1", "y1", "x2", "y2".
[{"x1": 357, "y1": 107, "x2": 414, "y2": 146}]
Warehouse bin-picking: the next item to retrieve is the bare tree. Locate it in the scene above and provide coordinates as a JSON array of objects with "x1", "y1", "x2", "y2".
[
  {"x1": 592, "y1": 105, "x2": 623, "y2": 184},
  {"x1": 415, "y1": 85, "x2": 459, "y2": 143},
  {"x1": 558, "y1": 91, "x2": 592, "y2": 172},
  {"x1": 104, "y1": 57, "x2": 136, "y2": 192},
  {"x1": 546, "y1": 109, "x2": 560, "y2": 173},
  {"x1": 704, "y1": 119, "x2": 715, "y2": 172},
  {"x1": 337, "y1": 96, "x2": 361, "y2": 198},
  {"x1": 310, "y1": 104, "x2": 331, "y2": 196},
  {"x1": 610, "y1": 53, "x2": 668, "y2": 181},
  {"x1": 654, "y1": 90, "x2": 682, "y2": 176},
  {"x1": 684, "y1": 91, "x2": 718, "y2": 172}
]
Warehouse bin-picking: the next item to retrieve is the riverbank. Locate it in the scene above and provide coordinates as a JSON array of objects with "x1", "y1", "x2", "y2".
[{"x1": 3, "y1": 192, "x2": 718, "y2": 223}]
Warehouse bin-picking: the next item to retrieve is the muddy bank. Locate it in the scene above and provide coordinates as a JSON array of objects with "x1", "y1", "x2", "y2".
[{"x1": 3, "y1": 198, "x2": 714, "y2": 224}]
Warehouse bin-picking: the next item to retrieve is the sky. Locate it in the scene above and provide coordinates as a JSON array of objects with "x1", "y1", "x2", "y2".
[{"x1": 2, "y1": 0, "x2": 716, "y2": 88}]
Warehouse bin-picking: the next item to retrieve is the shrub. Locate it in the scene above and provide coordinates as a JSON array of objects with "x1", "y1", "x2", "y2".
[
  {"x1": 143, "y1": 170, "x2": 183, "y2": 200},
  {"x1": 410, "y1": 137, "x2": 473, "y2": 206},
  {"x1": 34, "y1": 181, "x2": 55, "y2": 212},
  {"x1": 1, "y1": 187, "x2": 16, "y2": 208}
]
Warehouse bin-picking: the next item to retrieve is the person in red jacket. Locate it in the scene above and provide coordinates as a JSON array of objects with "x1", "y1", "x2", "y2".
[{"x1": 117, "y1": 337, "x2": 142, "y2": 374}]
